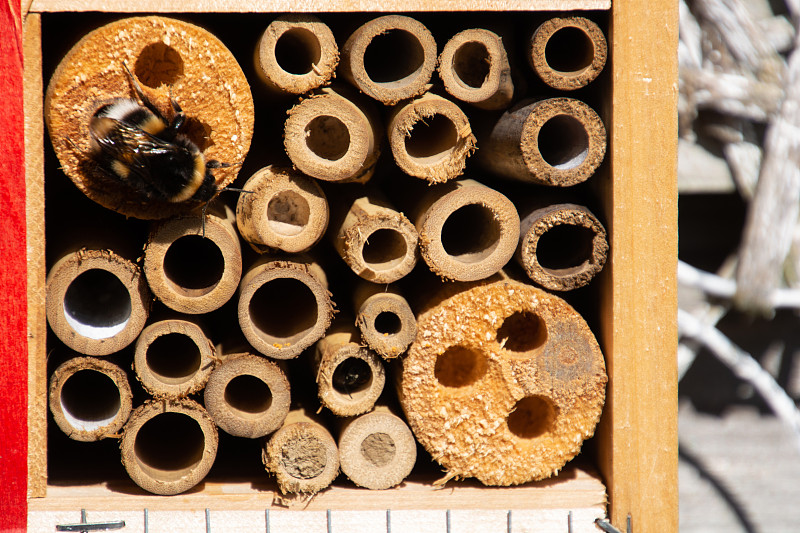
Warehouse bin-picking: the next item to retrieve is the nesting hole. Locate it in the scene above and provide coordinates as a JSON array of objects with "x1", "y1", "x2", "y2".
[
  {"x1": 537, "y1": 223, "x2": 596, "y2": 273},
  {"x1": 267, "y1": 191, "x2": 311, "y2": 237},
  {"x1": 363, "y1": 29, "x2": 425, "y2": 84},
  {"x1": 280, "y1": 435, "x2": 327, "y2": 479},
  {"x1": 497, "y1": 311, "x2": 547, "y2": 355},
  {"x1": 545, "y1": 26, "x2": 594, "y2": 73},
  {"x1": 434, "y1": 346, "x2": 487, "y2": 388},
  {"x1": 275, "y1": 28, "x2": 322, "y2": 75},
  {"x1": 225, "y1": 375, "x2": 273, "y2": 418},
  {"x1": 440, "y1": 203, "x2": 501, "y2": 264},
  {"x1": 404, "y1": 114, "x2": 459, "y2": 164},
  {"x1": 249, "y1": 277, "x2": 318, "y2": 343},
  {"x1": 362, "y1": 228, "x2": 407, "y2": 271},
  {"x1": 507, "y1": 396, "x2": 558, "y2": 439},
  {"x1": 146, "y1": 333, "x2": 202, "y2": 385},
  {"x1": 164, "y1": 235, "x2": 225, "y2": 296},
  {"x1": 332, "y1": 357, "x2": 373, "y2": 398},
  {"x1": 63, "y1": 269, "x2": 132, "y2": 340},
  {"x1": 537, "y1": 115, "x2": 590, "y2": 170},
  {"x1": 305, "y1": 115, "x2": 350, "y2": 161},
  {"x1": 60, "y1": 369, "x2": 121, "y2": 431},
  {"x1": 134, "y1": 412, "x2": 205, "y2": 481},
  {"x1": 453, "y1": 41, "x2": 491, "y2": 89},
  {"x1": 374, "y1": 311, "x2": 402, "y2": 336},
  {"x1": 361, "y1": 432, "x2": 396, "y2": 467},
  {"x1": 134, "y1": 43, "x2": 184, "y2": 88}
]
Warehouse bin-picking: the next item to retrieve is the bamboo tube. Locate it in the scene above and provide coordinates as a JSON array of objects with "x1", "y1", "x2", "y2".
[
  {"x1": 238, "y1": 256, "x2": 334, "y2": 360},
  {"x1": 48, "y1": 357, "x2": 133, "y2": 442},
  {"x1": 353, "y1": 282, "x2": 417, "y2": 359},
  {"x1": 399, "y1": 278, "x2": 607, "y2": 486},
  {"x1": 477, "y1": 97, "x2": 606, "y2": 187},
  {"x1": 437, "y1": 28, "x2": 514, "y2": 110},
  {"x1": 528, "y1": 17, "x2": 607, "y2": 91},
  {"x1": 388, "y1": 93, "x2": 476, "y2": 184},
  {"x1": 340, "y1": 15, "x2": 437, "y2": 105},
  {"x1": 143, "y1": 204, "x2": 241, "y2": 314},
  {"x1": 331, "y1": 192, "x2": 419, "y2": 283},
  {"x1": 44, "y1": 16, "x2": 253, "y2": 220},
  {"x1": 337, "y1": 405, "x2": 417, "y2": 490},
  {"x1": 284, "y1": 86, "x2": 382, "y2": 184},
  {"x1": 120, "y1": 398, "x2": 218, "y2": 495},
  {"x1": 314, "y1": 320, "x2": 386, "y2": 417},
  {"x1": 204, "y1": 352, "x2": 291, "y2": 439},
  {"x1": 263, "y1": 407, "x2": 340, "y2": 495},
  {"x1": 235, "y1": 166, "x2": 329, "y2": 254},
  {"x1": 516, "y1": 203, "x2": 608, "y2": 291},
  {"x1": 133, "y1": 319, "x2": 216, "y2": 398},
  {"x1": 46, "y1": 249, "x2": 150, "y2": 356},
  {"x1": 255, "y1": 14, "x2": 339, "y2": 95},
  {"x1": 412, "y1": 179, "x2": 520, "y2": 281}
]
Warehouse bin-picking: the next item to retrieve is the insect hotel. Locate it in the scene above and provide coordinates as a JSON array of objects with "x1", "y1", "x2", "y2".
[{"x1": 3, "y1": 0, "x2": 677, "y2": 531}]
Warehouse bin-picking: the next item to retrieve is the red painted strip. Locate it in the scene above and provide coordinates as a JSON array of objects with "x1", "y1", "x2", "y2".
[{"x1": 0, "y1": 0, "x2": 29, "y2": 531}]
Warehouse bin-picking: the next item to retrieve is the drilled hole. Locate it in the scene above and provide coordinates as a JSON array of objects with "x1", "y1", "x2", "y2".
[
  {"x1": 497, "y1": 311, "x2": 547, "y2": 354},
  {"x1": 275, "y1": 28, "x2": 322, "y2": 75},
  {"x1": 545, "y1": 26, "x2": 594, "y2": 73},
  {"x1": 434, "y1": 346, "x2": 487, "y2": 388},
  {"x1": 453, "y1": 41, "x2": 490, "y2": 88},
  {"x1": 63, "y1": 269, "x2": 131, "y2": 340},
  {"x1": 507, "y1": 396, "x2": 558, "y2": 439},
  {"x1": 537, "y1": 115, "x2": 589, "y2": 170},
  {"x1": 134, "y1": 43, "x2": 184, "y2": 88},
  {"x1": 305, "y1": 115, "x2": 350, "y2": 161}
]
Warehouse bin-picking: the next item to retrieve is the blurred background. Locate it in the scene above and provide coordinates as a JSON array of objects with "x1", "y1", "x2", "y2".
[{"x1": 678, "y1": 0, "x2": 800, "y2": 530}]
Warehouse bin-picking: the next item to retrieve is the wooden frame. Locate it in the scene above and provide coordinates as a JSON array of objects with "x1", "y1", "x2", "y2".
[{"x1": 0, "y1": 0, "x2": 677, "y2": 531}]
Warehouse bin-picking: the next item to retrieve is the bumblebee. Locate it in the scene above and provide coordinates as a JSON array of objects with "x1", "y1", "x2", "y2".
[{"x1": 88, "y1": 64, "x2": 228, "y2": 204}]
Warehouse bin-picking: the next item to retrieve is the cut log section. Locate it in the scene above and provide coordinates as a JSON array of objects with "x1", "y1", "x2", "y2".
[
  {"x1": 44, "y1": 16, "x2": 253, "y2": 219},
  {"x1": 133, "y1": 319, "x2": 216, "y2": 398},
  {"x1": 255, "y1": 14, "x2": 339, "y2": 95},
  {"x1": 120, "y1": 398, "x2": 219, "y2": 495},
  {"x1": 413, "y1": 179, "x2": 520, "y2": 281},
  {"x1": 236, "y1": 165, "x2": 329, "y2": 254},
  {"x1": 477, "y1": 97, "x2": 606, "y2": 187},
  {"x1": 314, "y1": 320, "x2": 386, "y2": 417},
  {"x1": 143, "y1": 204, "x2": 242, "y2": 314},
  {"x1": 204, "y1": 352, "x2": 291, "y2": 438},
  {"x1": 46, "y1": 248, "x2": 150, "y2": 356},
  {"x1": 354, "y1": 281, "x2": 417, "y2": 359},
  {"x1": 238, "y1": 256, "x2": 334, "y2": 360},
  {"x1": 438, "y1": 28, "x2": 514, "y2": 110},
  {"x1": 388, "y1": 93, "x2": 476, "y2": 183},
  {"x1": 529, "y1": 17, "x2": 607, "y2": 91},
  {"x1": 399, "y1": 278, "x2": 607, "y2": 486},
  {"x1": 331, "y1": 192, "x2": 418, "y2": 283},
  {"x1": 516, "y1": 203, "x2": 608, "y2": 291},
  {"x1": 48, "y1": 356, "x2": 133, "y2": 442},
  {"x1": 263, "y1": 407, "x2": 340, "y2": 495},
  {"x1": 337, "y1": 405, "x2": 417, "y2": 490},
  {"x1": 284, "y1": 86, "x2": 382, "y2": 183},
  {"x1": 340, "y1": 15, "x2": 437, "y2": 105}
]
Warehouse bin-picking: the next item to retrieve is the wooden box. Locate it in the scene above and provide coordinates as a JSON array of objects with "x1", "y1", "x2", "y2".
[{"x1": 2, "y1": 0, "x2": 677, "y2": 531}]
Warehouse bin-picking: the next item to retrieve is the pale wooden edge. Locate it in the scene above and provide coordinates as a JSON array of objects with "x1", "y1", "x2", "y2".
[
  {"x1": 28, "y1": 0, "x2": 610, "y2": 13},
  {"x1": 597, "y1": 0, "x2": 679, "y2": 531},
  {"x1": 24, "y1": 12, "x2": 48, "y2": 500}
]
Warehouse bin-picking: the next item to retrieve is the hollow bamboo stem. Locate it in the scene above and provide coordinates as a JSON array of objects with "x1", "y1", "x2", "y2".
[
  {"x1": 353, "y1": 281, "x2": 417, "y2": 359},
  {"x1": 529, "y1": 16, "x2": 607, "y2": 91}
]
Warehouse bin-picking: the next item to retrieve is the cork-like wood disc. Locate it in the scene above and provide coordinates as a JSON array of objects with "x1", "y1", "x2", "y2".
[
  {"x1": 399, "y1": 278, "x2": 607, "y2": 486},
  {"x1": 44, "y1": 16, "x2": 254, "y2": 219}
]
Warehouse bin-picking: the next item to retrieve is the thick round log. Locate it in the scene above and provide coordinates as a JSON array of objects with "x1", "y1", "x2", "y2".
[
  {"x1": 529, "y1": 17, "x2": 607, "y2": 91},
  {"x1": 44, "y1": 16, "x2": 253, "y2": 219},
  {"x1": 236, "y1": 166, "x2": 329, "y2": 254},
  {"x1": 46, "y1": 248, "x2": 150, "y2": 356},
  {"x1": 204, "y1": 352, "x2": 291, "y2": 438},
  {"x1": 388, "y1": 93, "x2": 476, "y2": 184},
  {"x1": 438, "y1": 28, "x2": 514, "y2": 110},
  {"x1": 48, "y1": 356, "x2": 133, "y2": 442},
  {"x1": 120, "y1": 398, "x2": 219, "y2": 495},
  {"x1": 143, "y1": 204, "x2": 242, "y2": 314},
  {"x1": 133, "y1": 319, "x2": 216, "y2": 398},
  {"x1": 263, "y1": 408, "x2": 340, "y2": 495},
  {"x1": 255, "y1": 14, "x2": 339, "y2": 95},
  {"x1": 516, "y1": 203, "x2": 608, "y2": 291},
  {"x1": 477, "y1": 97, "x2": 606, "y2": 187},
  {"x1": 340, "y1": 15, "x2": 437, "y2": 105},
  {"x1": 353, "y1": 281, "x2": 417, "y2": 359},
  {"x1": 238, "y1": 257, "x2": 334, "y2": 360},
  {"x1": 399, "y1": 278, "x2": 607, "y2": 486}
]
